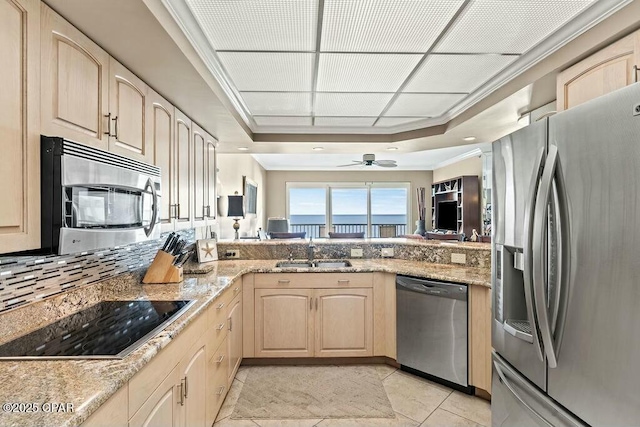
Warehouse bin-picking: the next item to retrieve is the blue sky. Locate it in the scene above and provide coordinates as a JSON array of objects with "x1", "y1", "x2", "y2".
[{"x1": 289, "y1": 187, "x2": 408, "y2": 215}]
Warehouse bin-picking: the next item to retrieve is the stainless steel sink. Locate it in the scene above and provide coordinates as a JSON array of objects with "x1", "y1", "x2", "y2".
[
  {"x1": 314, "y1": 261, "x2": 352, "y2": 268},
  {"x1": 275, "y1": 261, "x2": 314, "y2": 268},
  {"x1": 275, "y1": 260, "x2": 352, "y2": 268}
]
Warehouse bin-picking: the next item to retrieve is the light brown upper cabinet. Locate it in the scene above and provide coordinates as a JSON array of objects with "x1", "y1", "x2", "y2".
[
  {"x1": 192, "y1": 122, "x2": 207, "y2": 227},
  {"x1": 0, "y1": 0, "x2": 41, "y2": 254},
  {"x1": 108, "y1": 58, "x2": 151, "y2": 162},
  {"x1": 557, "y1": 30, "x2": 640, "y2": 111},
  {"x1": 205, "y1": 134, "x2": 218, "y2": 221},
  {"x1": 41, "y1": 4, "x2": 109, "y2": 150},
  {"x1": 174, "y1": 108, "x2": 192, "y2": 229},
  {"x1": 148, "y1": 89, "x2": 176, "y2": 232}
]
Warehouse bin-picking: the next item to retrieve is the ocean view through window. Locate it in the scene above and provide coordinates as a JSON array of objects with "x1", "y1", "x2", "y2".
[{"x1": 287, "y1": 183, "x2": 409, "y2": 238}]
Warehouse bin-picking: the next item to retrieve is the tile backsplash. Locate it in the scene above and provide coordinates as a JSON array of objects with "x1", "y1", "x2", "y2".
[{"x1": 0, "y1": 230, "x2": 194, "y2": 314}]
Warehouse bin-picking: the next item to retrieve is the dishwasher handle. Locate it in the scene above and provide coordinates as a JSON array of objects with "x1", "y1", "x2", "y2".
[{"x1": 396, "y1": 276, "x2": 467, "y2": 300}]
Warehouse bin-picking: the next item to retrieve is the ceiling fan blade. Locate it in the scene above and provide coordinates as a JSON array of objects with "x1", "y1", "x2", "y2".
[
  {"x1": 375, "y1": 160, "x2": 397, "y2": 165},
  {"x1": 336, "y1": 162, "x2": 362, "y2": 167},
  {"x1": 375, "y1": 162, "x2": 397, "y2": 168}
]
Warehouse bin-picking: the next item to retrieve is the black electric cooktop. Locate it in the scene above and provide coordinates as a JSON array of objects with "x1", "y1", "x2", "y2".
[{"x1": 0, "y1": 300, "x2": 194, "y2": 359}]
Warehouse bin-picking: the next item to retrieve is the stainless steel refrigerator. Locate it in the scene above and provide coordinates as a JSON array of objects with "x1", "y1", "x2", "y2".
[{"x1": 492, "y1": 83, "x2": 640, "y2": 426}]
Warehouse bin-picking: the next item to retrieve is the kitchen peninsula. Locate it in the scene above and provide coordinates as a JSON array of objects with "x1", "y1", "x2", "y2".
[{"x1": 0, "y1": 239, "x2": 490, "y2": 427}]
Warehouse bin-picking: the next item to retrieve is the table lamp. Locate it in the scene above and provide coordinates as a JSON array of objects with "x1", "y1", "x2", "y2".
[{"x1": 227, "y1": 192, "x2": 244, "y2": 240}]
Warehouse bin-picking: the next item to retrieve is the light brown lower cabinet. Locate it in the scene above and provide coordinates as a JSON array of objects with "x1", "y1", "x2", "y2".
[
  {"x1": 207, "y1": 337, "x2": 228, "y2": 426},
  {"x1": 180, "y1": 334, "x2": 208, "y2": 427},
  {"x1": 227, "y1": 292, "x2": 243, "y2": 386},
  {"x1": 129, "y1": 363, "x2": 183, "y2": 427},
  {"x1": 254, "y1": 287, "x2": 373, "y2": 358}
]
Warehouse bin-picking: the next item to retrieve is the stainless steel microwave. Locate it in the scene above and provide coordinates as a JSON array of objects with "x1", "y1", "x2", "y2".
[{"x1": 41, "y1": 137, "x2": 161, "y2": 255}]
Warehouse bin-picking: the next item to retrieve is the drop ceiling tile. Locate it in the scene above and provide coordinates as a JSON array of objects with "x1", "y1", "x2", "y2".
[
  {"x1": 315, "y1": 93, "x2": 394, "y2": 116},
  {"x1": 242, "y1": 92, "x2": 312, "y2": 116},
  {"x1": 315, "y1": 117, "x2": 377, "y2": 127},
  {"x1": 435, "y1": 0, "x2": 595, "y2": 54},
  {"x1": 316, "y1": 53, "x2": 422, "y2": 92},
  {"x1": 385, "y1": 93, "x2": 466, "y2": 117},
  {"x1": 254, "y1": 116, "x2": 313, "y2": 126},
  {"x1": 185, "y1": 0, "x2": 317, "y2": 51},
  {"x1": 321, "y1": 0, "x2": 465, "y2": 52},
  {"x1": 218, "y1": 52, "x2": 314, "y2": 91},
  {"x1": 375, "y1": 117, "x2": 427, "y2": 127},
  {"x1": 404, "y1": 54, "x2": 518, "y2": 93}
]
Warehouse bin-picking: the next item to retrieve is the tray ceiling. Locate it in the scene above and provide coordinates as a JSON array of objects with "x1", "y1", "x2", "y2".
[{"x1": 175, "y1": 0, "x2": 604, "y2": 133}]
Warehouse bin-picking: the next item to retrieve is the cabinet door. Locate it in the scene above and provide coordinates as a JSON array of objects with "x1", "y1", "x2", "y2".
[
  {"x1": 227, "y1": 293, "x2": 243, "y2": 386},
  {"x1": 108, "y1": 58, "x2": 150, "y2": 162},
  {"x1": 174, "y1": 108, "x2": 191, "y2": 228},
  {"x1": 40, "y1": 4, "x2": 109, "y2": 149},
  {"x1": 314, "y1": 288, "x2": 373, "y2": 357},
  {"x1": 0, "y1": 0, "x2": 40, "y2": 254},
  {"x1": 148, "y1": 89, "x2": 175, "y2": 232},
  {"x1": 255, "y1": 289, "x2": 314, "y2": 357},
  {"x1": 557, "y1": 30, "x2": 640, "y2": 111},
  {"x1": 129, "y1": 363, "x2": 182, "y2": 427},
  {"x1": 206, "y1": 338, "x2": 228, "y2": 426},
  {"x1": 180, "y1": 338, "x2": 207, "y2": 427},
  {"x1": 192, "y1": 123, "x2": 207, "y2": 226},
  {"x1": 205, "y1": 134, "x2": 217, "y2": 220}
]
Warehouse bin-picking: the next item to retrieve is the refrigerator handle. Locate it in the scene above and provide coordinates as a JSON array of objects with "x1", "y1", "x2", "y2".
[
  {"x1": 533, "y1": 145, "x2": 571, "y2": 369},
  {"x1": 523, "y1": 146, "x2": 545, "y2": 361},
  {"x1": 494, "y1": 359, "x2": 554, "y2": 427}
]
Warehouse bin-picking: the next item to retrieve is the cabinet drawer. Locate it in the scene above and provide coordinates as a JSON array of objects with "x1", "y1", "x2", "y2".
[
  {"x1": 255, "y1": 273, "x2": 372, "y2": 289},
  {"x1": 206, "y1": 338, "x2": 229, "y2": 425}
]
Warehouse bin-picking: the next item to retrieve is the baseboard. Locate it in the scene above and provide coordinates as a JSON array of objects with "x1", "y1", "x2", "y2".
[{"x1": 241, "y1": 356, "x2": 396, "y2": 366}]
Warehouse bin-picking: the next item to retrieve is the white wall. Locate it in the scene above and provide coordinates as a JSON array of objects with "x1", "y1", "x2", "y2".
[
  {"x1": 265, "y1": 170, "x2": 433, "y2": 227},
  {"x1": 216, "y1": 153, "x2": 267, "y2": 239},
  {"x1": 432, "y1": 156, "x2": 483, "y2": 183}
]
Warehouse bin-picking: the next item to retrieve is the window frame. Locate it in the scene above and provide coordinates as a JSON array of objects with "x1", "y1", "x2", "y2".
[{"x1": 285, "y1": 181, "x2": 411, "y2": 237}]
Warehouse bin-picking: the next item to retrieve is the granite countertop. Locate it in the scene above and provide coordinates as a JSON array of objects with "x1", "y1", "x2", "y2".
[{"x1": 0, "y1": 259, "x2": 490, "y2": 427}]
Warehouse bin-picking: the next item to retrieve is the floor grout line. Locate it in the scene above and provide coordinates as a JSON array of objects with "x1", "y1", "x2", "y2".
[{"x1": 438, "y1": 407, "x2": 487, "y2": 426}]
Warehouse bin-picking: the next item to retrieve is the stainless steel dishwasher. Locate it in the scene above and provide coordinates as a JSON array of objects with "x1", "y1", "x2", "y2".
[{"x1": 396, "y1": 275, "x2": 470, "y2": 391}]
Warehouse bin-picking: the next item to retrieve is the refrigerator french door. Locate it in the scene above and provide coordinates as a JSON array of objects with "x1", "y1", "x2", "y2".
[{"x1": 492, "y1": 83, "x2": 640, "y2": 426}]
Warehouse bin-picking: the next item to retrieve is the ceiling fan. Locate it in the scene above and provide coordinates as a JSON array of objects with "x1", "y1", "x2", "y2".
[{"x1": 337, "y1": 154, "x2": 397, "y2": 168}]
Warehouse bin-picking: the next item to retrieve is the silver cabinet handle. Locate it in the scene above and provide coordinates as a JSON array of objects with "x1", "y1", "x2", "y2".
[
  {"x1": 337, "y1": 279, "x2": 350, "y2": 284},
  {"x1": 178, "y1": 381, "x2": 185, "y2": 406},
  {"x1": 277, "y1": 279, "x2": 290, "y2": 284},
  {"x1": 522, "y1": 146, "x2": 545, "y2": 361},
  {"x1": 234, "y1": 287, "x2": 240, "y2": 293},
  {"x1": 184, "y1": 376, "x2": 188, "y2": 398},
  {"x1": 228, "y1": 317, "x2": 232, "y2": 331},
  {"x1": 315, "y1": 297, "x2": 318, "y2": 310},
  {"x1": 310, "y1": 297, "x2": 312, "y2": 310},
  {"x1": 104, "y1": 113, "x2": 112, "y2": 136},
  {"x1": 216, "y1": 386, "x2": 225, "y2": 396},
  {"x1": 217, "y1": 355, "x2": 225, "y2": 363},
  {"x1": 634, "y1": 65, "x2": 638, "y2": 83},
  {"x1": 112, "y1": 115, "x2": 119, "y2": 140},
  {"x1": 216, "y1": 303, "x2": 225, "y2": 310},
  {"x1": 216, "y1": 323, "x2": 225, "y2": 331}
]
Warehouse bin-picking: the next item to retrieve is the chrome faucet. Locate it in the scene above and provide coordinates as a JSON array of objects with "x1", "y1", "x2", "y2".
[{"x1": 307, "y1": 237, "x2": 315, "y2": 263}]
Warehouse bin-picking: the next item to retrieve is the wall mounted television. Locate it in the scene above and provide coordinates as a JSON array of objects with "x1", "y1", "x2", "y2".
[{"x1": 436, "y1": 201, "x2": 458, "y2": 231}]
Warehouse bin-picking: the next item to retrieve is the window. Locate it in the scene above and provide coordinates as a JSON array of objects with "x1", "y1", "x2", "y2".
[{"x1": 287, "y1": 183, "x2": 410, "y2": 238}]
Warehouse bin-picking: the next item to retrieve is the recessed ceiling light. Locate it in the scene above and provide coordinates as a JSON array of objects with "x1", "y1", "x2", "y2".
[
  {"x1": 463, "y1": 136, "x2": 476, "y2": 141},
  {"x1": 386, "y1": 147, "x2": 398, "y2": 151},
  {"x1": 237, "y1": 147, "x2": 249, "y2": 151},
  {"x1": 312, "y1": 147, "x2": 324, "y2": 151}
]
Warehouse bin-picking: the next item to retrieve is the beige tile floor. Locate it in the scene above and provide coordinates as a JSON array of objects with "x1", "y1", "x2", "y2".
[{"x1": 214, "y1": 365, "x2": 491, "y2": 427}]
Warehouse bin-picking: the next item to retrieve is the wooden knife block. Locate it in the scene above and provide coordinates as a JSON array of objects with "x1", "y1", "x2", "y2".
[{"x1": 142, "y1": 250, "x2": 183, "y2": 284}]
